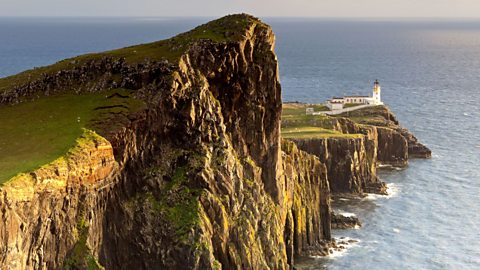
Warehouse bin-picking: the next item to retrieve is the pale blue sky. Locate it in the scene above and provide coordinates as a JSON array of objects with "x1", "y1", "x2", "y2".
[{"x1": 2, "y1": 0, "x2": 480, "y2": 18}]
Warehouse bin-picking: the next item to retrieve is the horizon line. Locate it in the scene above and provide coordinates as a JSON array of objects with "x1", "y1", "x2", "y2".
[{"x1": 2, "y1": 15, "x2": 480, "y2": 21}]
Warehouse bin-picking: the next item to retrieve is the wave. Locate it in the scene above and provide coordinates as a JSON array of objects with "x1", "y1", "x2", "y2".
[
  {"x1": 378, "y1": 164, "x2": 393, "y2": 169},
  {"x1": 337, "y1": 211, "x2": 356, "y2": 217},
  {"x1": 327, "y1": 237, "x2": 360, "y2": 259},
  {"x1": 378, "y1": 164, "x2": 405, "y2": 171},
  {"x1": 364, "y1": 183, "x2": 399, "y2": 200}
]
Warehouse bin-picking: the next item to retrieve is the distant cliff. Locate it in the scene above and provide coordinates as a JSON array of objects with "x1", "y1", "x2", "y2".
[
  {"x1": 282, "y1": 103, "x2": 431, "y2": 195},
  {"x1": 0, "y1": 14, "x2": 430, "y2": 270}
]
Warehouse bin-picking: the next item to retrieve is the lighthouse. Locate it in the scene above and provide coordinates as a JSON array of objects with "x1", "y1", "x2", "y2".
[{"x1": 372, "y1": 79, "x2": 382, "y2": 104}]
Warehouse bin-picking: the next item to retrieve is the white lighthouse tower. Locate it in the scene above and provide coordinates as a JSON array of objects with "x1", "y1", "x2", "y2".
[{"x1": 372, "y1": 79, "x2": 383, "y2": 104}]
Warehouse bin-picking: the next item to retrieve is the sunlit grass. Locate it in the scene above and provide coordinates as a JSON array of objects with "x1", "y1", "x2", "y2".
[
  {"x1": 0, "y1": 89, "x2": 144, "y2": 183},
  {"x1": 281, "y1": 127, "x2": 362, "y2": 139}
]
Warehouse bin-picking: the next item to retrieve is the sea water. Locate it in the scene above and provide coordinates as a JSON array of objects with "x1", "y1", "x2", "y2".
[{"x1": 1, "y1": 17, "x2": 479, "y2": 270}]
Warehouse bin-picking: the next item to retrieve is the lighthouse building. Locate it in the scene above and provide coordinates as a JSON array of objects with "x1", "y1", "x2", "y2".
[{"x1": 326, "y1": 80, "x2": 383, "y2": 110}]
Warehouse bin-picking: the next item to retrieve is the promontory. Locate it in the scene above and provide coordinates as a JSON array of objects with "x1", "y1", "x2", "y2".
[{"x1": 0, "y1": 14, "x2": 430, "y2": 269}]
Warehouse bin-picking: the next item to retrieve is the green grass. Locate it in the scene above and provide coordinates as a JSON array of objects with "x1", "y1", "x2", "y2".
[
  {"x1": 281, "y1": 127, "x2": 362, "y2": 139},
  {"x1": 0, "y1": 14, "x2": 258, "y2": 94},
  {"x1": 282, "y1": 103, "x2": 334, "y2": 129},
  {"x1": 0, "y1": 14, "x2": 259, "y2": 184},
  {"x1": 64, "y1": 218, "x2": 105, "y2": 270},
  {"x1": 346, "y1": 116, "x2": 389, "y2": 126},
  {"x1": 344, "y1": 103, "x2": 363, "y2": 108},
  {"x1": 281, "y1": 103, "x2": 364, "y2": 139},
  {"x1": 282, "y1": 103, "x2": 330, "y2": 116},
  {"x1": 0, "y1": 89, "x2": 145, "y2": 184},
  {"x1": 334, "y1": 105, "x2": 390, "y2": 126}
]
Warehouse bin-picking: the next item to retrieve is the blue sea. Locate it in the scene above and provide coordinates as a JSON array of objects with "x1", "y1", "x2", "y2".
[{"x1": 1, "y1": 17, "x2": 479, "y2": 270}]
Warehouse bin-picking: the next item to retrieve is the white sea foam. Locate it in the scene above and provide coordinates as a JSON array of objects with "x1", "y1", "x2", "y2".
[
  {"x1": 386, "y1": 183, "x2": 399, "y2": 198},
  {"x1": 309, "y1": 237, "x2": 360, "y2": 260},
  {"x1": 337, "y1": 211, "x2": 356, "y2": 217},
  {"x1": 393, "y1": 228, "x2": 400, "y2": 233},
  {"x1": 363, "y1": 183, "x2": 399, "y2": 200},
  {"x1": 378, "y1": 164, "x2": 392, "y2": 168},
  {"x1": 363, "y1": 193, "x2": 380, "y2": 201},
  {"x1": 378, "y1": 164, "x2": 404, "y2": 171},
  {"x1": 327, "y1": 237, "x2": 360, "y2": 259}
]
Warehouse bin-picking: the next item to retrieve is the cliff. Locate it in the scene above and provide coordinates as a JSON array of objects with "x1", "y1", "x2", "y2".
[
  {"x1": 335, "y1": 105, "x2": 432, "y2": 163},
  {"x1": 0, "y1": 14, "x2": 334, "y2": 269},
  {"x1": 281, "y1": 103, "x2": 430, "y2": 195},
  {"x1": 0, "y1": 14, "x2": 431, "y2": 270}
]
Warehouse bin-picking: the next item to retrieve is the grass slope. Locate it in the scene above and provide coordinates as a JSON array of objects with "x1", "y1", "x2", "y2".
[
  {"x1": 0, "y1": 14, "x2": 259, "y2": 184},
  {"x1": 0, "y1": 89, "x2": 144, "y2": 183},
  {"x1": 281, "y1": 103, "x2": 363, "y2": 140},
  {"x1": 282, "y1": 127, "x2": 362, "y2": 139}
]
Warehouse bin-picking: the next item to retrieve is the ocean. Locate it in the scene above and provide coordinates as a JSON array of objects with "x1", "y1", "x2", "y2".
[{"x1": 1, "y1": 17, "x2": 479, "y2": 269}]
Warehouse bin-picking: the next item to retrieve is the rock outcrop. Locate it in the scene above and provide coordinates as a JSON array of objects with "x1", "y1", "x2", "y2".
[
  {"x1": 0, "y1": 14, "x2": 335, "y2": 270},
  {"x1": 290, "y1": 136, "x2": 383, "y2": 194},
  {"x1": 281, "y1": 140, "x2": 331, "y2": 258},
  {"x1": 375, "y1": 126, "x2": 409, "y2": 167},
  {"x1": 282, "y1": 104, "x2": 430, "y2": 195},
  {"x1": 0, "y1": 130, "x2": 118, "y2": 269},
  {"x1": 337, "y1": 105, "x2": 432, "y2": 163},
  {"x1": 331, "y1": 213, "x2": 361, "y2": 230}
]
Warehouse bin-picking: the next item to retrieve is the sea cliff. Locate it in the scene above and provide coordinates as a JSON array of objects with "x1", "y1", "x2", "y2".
[
  {"x1": 282, "y1": 103, "x2": 431, "y2": 196},
  {"x1": 0, "y1": 14, "x2": 430, "y2": 269}
]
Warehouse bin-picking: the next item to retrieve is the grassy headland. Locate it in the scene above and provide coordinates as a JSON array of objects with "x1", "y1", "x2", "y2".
[
  {"x1": 0, "y1": 89, "x2": 144, "y2": 183},
  {"x1": 0, "y1": 14, "x2": 259, "y2": 184}
]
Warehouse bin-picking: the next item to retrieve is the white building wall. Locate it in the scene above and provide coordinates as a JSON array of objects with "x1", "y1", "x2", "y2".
[{"x1": 329, "y1": 103, "x2": 343, "y2": 110}]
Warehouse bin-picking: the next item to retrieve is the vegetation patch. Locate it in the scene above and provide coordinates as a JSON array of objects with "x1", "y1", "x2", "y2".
[
  {"x1": 64, "y1": 218, "x2": 104, "y2": 270},
  {"x1": 281, "y1": 103, "x2": 363, "y2": 139},
  {"x1": 282, "y1": 127, "x2": 362, "y2": 139},
  {"x1": 0, "y1": 89, "x2": 145, "y2": 184},
  {"x1": 344, "y1": 103, "x2": 363, "y2": 108},
  {"x1": 334, "y1": 105, "x2": 390, "y2": 126},
  {"x1": 146, "y1": 166, "x2": 202, "y2": 241},
  {"x1": 282, "y1": 103, "x2": 330, "y2": 116},
  {"x1": 0, "y1": 14, "x2": 259, "y2": 183}
]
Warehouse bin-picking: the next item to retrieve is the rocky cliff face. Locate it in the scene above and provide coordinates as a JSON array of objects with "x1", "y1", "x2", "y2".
[
  {"x1": 0, "y1": 130, "x2": 118, "y2": 269},
  {"x1": 337, "y1": 105, "x2": 431, "y2": 163},
  {"x1": 289, "y1": 136, "x2": 382, "y2": 194},
  {"x1": 281, "y1": 140, "x2": 331, "y2": 258},
  {"x1": 0, "y1": 14, "x2": 334, "y2": 270},
  {"x1": 375, "y1": 126, "x2": 409, "y2": 167},
  {"x1": 282, "y1": 104, "x2": 431, "y2": 195}
]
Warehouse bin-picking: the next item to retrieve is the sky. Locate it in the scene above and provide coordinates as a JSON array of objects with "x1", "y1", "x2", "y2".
[{"x1": 2, "y1": 0, "x2": 480, "y2": 18}]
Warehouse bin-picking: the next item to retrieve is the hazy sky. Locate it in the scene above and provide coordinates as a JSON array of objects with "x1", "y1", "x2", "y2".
[{"x1": 2, "y1": 0, "x2": 480, "y2": 18}]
